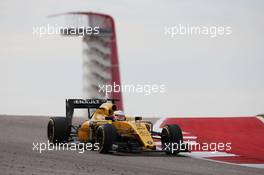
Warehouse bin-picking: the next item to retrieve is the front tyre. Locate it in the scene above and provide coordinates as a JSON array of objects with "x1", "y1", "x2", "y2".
[
  {"x1": 161, "y1": 124, "x2": 183, "y2": 155},
  {"x1": 47, "y1": 117, "x2": 69, "y2": 143},
  {"x1": 96, "y1": 124, "x2": 117, "y2": 153}
]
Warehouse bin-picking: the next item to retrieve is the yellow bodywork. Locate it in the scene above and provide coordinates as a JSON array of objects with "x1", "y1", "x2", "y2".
[
  {"x1": 78, "y1": 121, "x2": 90, "y2": 142},
  {"x1": 92, "y1": 103, "x2": 116, "y2": 120},
  {"x1": 78, "y1": 102, "x2": 116, "y2": 141},
  {"x1": 113, "y1": 121, "x2": 156, "y2": 150},
  {"x1": 77, "y1": 102, "x2": 156, "y2": 150}
]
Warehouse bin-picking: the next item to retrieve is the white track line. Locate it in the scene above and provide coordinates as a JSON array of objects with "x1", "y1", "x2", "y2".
[
  {"x1": 257, "y1": 116, "x2": 264, "y2": 123},
  {"x1": 153, "y1": 117, "x2": 166, "y2": 132}
]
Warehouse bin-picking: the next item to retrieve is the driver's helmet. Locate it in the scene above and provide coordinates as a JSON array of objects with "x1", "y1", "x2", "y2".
[{"x1": 113, "y1": 110, "x2": 126, "y2": 121}]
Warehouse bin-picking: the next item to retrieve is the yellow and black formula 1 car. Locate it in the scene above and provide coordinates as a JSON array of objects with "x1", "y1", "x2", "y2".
[{"x1": 47, "y1": 99, "x2": 188, "y2": 154}]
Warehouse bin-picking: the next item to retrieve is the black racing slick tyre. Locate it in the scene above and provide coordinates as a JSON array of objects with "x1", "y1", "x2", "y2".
[
  {"x1": 161, "y1": 124, "x2": 183, "y2": 155},
  {"x1": 96, "y1": 124, "x2": 117, "y2": 153},
  {"x1": 47, "y1": 117, "x2": 69, "y2": 143}
]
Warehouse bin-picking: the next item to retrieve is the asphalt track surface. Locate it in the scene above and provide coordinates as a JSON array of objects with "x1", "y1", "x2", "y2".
[{"x1": 0, "y1": 115, "x2": 263, "y2": 175}]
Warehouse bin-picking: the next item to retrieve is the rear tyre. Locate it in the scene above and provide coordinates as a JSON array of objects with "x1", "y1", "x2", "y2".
[
  {"x1": 161, "y1": 124, "x2": 183, "y2": 155},
  {"x1": 96, "y1": 124, "x2": 117, "y2": 153},
  {"x1": 47, "y1": 117, "x2": 69, "y2": 143}
]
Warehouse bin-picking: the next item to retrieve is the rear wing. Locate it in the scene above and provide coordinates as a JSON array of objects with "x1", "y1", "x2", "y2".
[{"x1": 66, "y1": 99, "x2": 119, "y2": 126}]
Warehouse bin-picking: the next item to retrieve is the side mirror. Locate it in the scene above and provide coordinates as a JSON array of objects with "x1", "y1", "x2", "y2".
[
  {"x1": 105, "y1": 116, "x2": 114, "y2": 121},
  {"x1": 135, "y1": 116, "x2": 142, "y2": 121}
]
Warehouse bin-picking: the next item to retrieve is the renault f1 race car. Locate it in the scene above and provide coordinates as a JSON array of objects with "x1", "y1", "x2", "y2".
[{"x1": 47, "y1": 99, "x2": 188, "y2": 154}]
